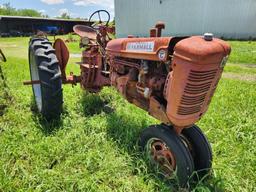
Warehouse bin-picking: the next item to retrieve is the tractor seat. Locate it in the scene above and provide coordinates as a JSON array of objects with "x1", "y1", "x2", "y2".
[{"x1": 73, "y1": 25, "x2": 97, "y2": 40}]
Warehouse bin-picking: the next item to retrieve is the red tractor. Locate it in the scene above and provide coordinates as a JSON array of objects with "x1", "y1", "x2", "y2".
[{"x1": 25, "y1": 10, "x2": 231, "y2": 187}]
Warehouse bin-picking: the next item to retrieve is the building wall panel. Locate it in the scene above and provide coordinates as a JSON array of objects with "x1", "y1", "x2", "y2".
[{"x1": 115, "y1": 0, "x2": 256, "y2": 39}]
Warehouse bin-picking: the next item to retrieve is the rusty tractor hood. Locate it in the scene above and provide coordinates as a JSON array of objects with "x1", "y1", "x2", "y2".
[
  {"x1": 174, "y1": 36, "x2": 231, "y2": 65},
  {"x1": 106, "y1": 37, "x2": 172, "y2": 61}
]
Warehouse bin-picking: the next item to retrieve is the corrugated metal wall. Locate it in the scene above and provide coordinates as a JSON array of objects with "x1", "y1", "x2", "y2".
[{"x1": 115, "y1": 0, "x2": 256, "y2": 39}]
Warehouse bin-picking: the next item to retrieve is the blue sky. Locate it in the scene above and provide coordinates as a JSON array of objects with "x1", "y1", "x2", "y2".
[{"x1": 0, "y1": 0, "x2": 115, "y2": 20}]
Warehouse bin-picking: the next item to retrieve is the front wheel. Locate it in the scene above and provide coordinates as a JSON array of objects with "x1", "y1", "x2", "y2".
[
  {"x1": 139, "y1": 125, "x2": 194, "y2": 187},
  {"x1": 181, "y1": 125, "x2": 213, "y2": 179},
  {"x1": 29, "y1": 38, "x2": 63, "y2": 120}
]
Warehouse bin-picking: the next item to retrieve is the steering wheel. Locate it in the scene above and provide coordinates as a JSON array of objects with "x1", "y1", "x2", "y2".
[
  {"x1": 0, "y1": 49, "x2": 6, "y2": 62},
  {"x1": 89, "y1": 10, "x2": 110, "y2": 28}
]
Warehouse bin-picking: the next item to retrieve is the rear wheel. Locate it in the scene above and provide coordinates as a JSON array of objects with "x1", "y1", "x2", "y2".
[
  {"x1": 29, "y1": 38, "x2": 63, "y2": 120},
  {"x1": 181, "y1": 125, "x2": 213, "y2": 179},
  {"x1": 139, "y1": 125, "x2": 194, "y2": 187}
]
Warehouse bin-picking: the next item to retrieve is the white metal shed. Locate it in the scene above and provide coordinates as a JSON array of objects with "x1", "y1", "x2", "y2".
[{"x1": 114, "y1": 0, "x2": 256, "y2": 39}]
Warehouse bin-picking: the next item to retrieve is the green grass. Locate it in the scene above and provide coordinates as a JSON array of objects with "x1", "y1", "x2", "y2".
[
  {"x1": 227, "y1": 41, "x2": 256, "y2": 64},
  {"x1": 0, "y1": 34, "x2": 81, "y2": 60},
  {"x1": 0, "y1": 37, "x2": 256, "y2": 191}
]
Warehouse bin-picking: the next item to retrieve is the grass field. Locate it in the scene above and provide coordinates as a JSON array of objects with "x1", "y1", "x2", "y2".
[{"x1": 0, "y1": 36, "x2": 255, "y2": 192}]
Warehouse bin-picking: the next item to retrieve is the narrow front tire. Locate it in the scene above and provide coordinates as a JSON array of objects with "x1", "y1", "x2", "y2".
[
  {"x1": 181, "y1": 125, "x2": 213, "y2": 179},
  {"x1": 139, "y1": 124, "x2": 194, "y2": 187}
]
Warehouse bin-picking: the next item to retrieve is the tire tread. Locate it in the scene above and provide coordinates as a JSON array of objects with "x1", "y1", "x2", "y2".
[{"x1": 29, "y1": 37, "x2": 63, "y2": 120}]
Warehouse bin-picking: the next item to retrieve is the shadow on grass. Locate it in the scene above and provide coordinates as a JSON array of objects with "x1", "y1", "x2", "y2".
[
  {"x1": 105, "y1": 111, "x2": 179, "y2": 191},
  {"x1": 30, "y1": 96, "x2": 65, "y2": 135},
  {"x1": 80, "y1": 92, "x2": 114, "y2": 117},
  {"x1": 80, "y1": 89, "x2": 226, "y2": 191},
  {"x1": 78, "y1": 89, "x2": 226, "y2": 191},
  {"x1": 0, "y1": 65, "x2": 13, "y2": 116},
  {"x1": 104, "y1": 111, "x2": 226, "y2": 191},
  {"x1": 80, "y1": 92, "x2": 175, "y2": 190}
]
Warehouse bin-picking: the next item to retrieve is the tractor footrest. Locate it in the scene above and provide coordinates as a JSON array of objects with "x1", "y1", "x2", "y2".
[{"x1": 23, "y1": 80, "x2": 41, "y2": 85}]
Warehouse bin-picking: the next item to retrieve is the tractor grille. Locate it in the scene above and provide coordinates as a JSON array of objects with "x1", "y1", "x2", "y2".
[{"x1": 177, "y1": 69, "x2": 218, "y2": 115}]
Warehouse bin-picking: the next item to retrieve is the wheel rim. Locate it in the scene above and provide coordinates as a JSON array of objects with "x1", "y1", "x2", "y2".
[
  {"x1": 29, "y1": 51, "x2": 42, "y2": 111},
  {"x1": 146, "y1": 138, "x2": 176, "y2": 177},
  {"x1": 180, "y1": 134, "x2": 195, "y2": 158}
]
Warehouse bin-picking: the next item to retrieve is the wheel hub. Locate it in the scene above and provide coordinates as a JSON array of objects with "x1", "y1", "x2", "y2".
[{"x1": 147, "y1": 139, "x2": 176, "y2": 177}]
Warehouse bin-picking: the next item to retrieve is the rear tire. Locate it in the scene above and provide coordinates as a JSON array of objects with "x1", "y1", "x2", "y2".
[
  {"x1": 29, "y1": 38, "x2": 63, "y2": 120},
  {"x1": 139, "y1": 125, "x2": 194, "y2": 187}
]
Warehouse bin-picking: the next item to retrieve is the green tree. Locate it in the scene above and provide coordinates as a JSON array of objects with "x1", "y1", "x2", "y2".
[
  {"x1": 59, "y1": 12, "x2": 71, "y2": 19},
  {"x1": 17, "y1": 9, "x2": 42, "y2": 17},
  {"x1": 0, "y1": 3, "x2": 43, "y2": 17},
  {"x1": 0, "y1": 3, "x2": 16, "y2": 15}
]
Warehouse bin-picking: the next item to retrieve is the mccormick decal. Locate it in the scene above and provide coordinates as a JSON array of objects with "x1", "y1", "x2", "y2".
[{"x1": 126, "y1": 41, "x2": 155, "y2": 52}]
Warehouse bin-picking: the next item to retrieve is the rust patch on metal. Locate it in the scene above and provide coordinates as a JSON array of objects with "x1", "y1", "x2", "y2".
[
  {"x1": 23, "y1": 80, "x2": 41, "y2": 85},
  {"x1": 149, "y1": 139, "x2": 176, "y2": 176},
  {"x1": 53, "y1": 39, "x2": 70, "y2": 79}
]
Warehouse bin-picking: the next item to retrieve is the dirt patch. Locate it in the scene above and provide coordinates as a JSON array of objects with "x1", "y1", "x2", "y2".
[
  {"x1": 228, "y1": 63, "x2": 256, "y2": 68},
  {"x1": 222, "y1": 72, "x2": 256, "y2": 82},
  {"x1": 0, "y1": 44, "x2": 18, "y2": 48},
  {"x1": 244, "y1": 64, "x2": 256, "y2": 68}
]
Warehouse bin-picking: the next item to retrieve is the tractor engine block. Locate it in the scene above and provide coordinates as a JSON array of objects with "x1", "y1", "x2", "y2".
[{"x1": 109, "y1": 57, "x2": 167, "y2": 108}]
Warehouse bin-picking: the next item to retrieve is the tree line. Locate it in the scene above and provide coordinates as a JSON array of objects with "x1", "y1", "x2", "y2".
[
  {"x1": 0, "y1": 3, "x2": 75, "y2": 19},
  {"x1": 0, "y1": 3, "x2": 49, "y2": 18}
]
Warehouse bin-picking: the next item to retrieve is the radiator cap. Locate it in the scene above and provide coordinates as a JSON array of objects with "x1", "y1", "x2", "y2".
[{"x1": 204, "y1": 33, "x2": 213, "y2": 41}]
